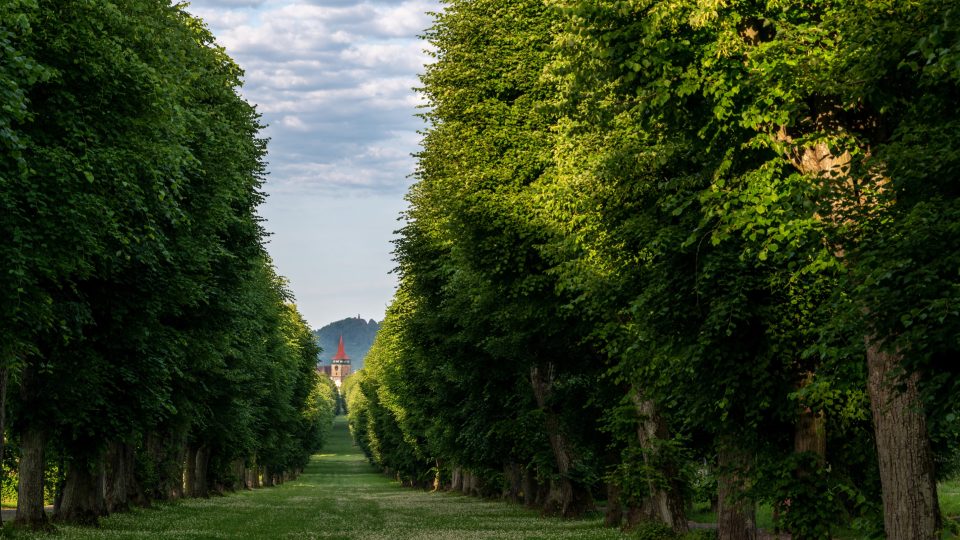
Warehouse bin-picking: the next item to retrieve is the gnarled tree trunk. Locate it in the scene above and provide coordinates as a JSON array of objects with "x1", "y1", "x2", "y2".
[
  {"x1": 250, "y1": 464, "x2": 261, "y2": 488},
  {"x1": 124, "y1": 443, "x2": 148, "y2": 507},
  {"x1": 604, "y1": 481, "x2": 624, "y2": 528},
  {"x1": 104, "y1": 441, "x2": 129, "y2": 513},
  {"x1": 461, "y1": 470, "x2": 474, "y2": 495},
  {"x1": 778, "y1": 114, "x2": 941, "y2": 539},
  {"x1": 530, "y1": 364, "x2": 594, "y2": 517},
  {"x1": 145, "y1": 430, "x2": 185, "y2": 500},
  {"x1": 263, "y1": 465, "x2": 275, "y2": 487},
  {"x1": 631, "y1": 392, "x2": 688, "y2": 532},
  {"x1": 521, "y1": 466, "x2": 538, "y2": 507},
  {"x1": 55, "y1": 454, "x2": 107, "y2": 525},
  {"x1": 183, "y1": 445, "x2": 198, "y2": 497},
  {"x1": 232, "y1": 459, "x2": 246, "y2": 490},
  {"x1": 193, "y1": 445, "x2": 210, "y2": 497},
  {"x1": 503, "y1": 462, "x2": 522, "y2": 503},
  {"x1": 15, "y1": 425, "x2": 48, "y2": 528},
  {"x1": 717, "y1": 444, "x2": 756, "y2": 540},
  {"x1": 866, "y1": 341, "x2": 940, "y2": 539},
  {"x1": 450, "y1": 466, "x2": 463, "y2": 492}
]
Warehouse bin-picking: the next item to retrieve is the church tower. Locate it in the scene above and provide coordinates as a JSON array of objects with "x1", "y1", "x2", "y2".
[{"x1": 330, "y1": 335, "x2": 351, "y2": 388}]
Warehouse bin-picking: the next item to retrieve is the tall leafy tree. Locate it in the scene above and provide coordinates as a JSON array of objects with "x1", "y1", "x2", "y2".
[{"x1": 1, "y1": 0, "x2": 336, "y2": 528}]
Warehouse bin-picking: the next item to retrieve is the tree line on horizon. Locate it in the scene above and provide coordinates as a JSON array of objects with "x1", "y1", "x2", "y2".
[
  {"x1": 0, "y1": 0, "x2": 336, "y2": 529},
  {"x1": 344, "y1": 0, "x2": 960, "y2": 538}
]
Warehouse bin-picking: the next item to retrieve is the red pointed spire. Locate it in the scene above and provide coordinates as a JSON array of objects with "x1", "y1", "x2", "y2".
[{"x1": 332, "y1": 335, "x2": 350, "y2": 361}]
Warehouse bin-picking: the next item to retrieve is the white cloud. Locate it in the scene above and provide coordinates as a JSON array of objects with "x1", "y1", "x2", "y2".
[
  {"x1": 341, "y1": 41, "x2": 426, "y2": 71},
  {"x1": 190, "y1": 8, "x2": 252, "y2": 29},
  {"x1": 280, "y1": 115, "x2": 308, "y2": 130},
  {"x1": 184, "y1": 0, "x2": 438, "y2": 194},
  {"x1": 193, "y1": 0, "x2": 267, "y2": 7}
]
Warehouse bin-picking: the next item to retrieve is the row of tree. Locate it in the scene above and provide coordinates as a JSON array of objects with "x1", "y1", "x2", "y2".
[
  {"x1": 0, "y1": 0, "x2": 336, "y2": 528},
  {"x1": 345, "y1": 0, "x2": 959, "y2": 538}
]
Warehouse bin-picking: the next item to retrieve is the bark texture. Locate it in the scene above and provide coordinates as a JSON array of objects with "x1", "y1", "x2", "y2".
[
  {"x1": 262, "y1": 465, "x2": 275, "y2": 488},
  {"x1": 717, "y1": 445, "x2": 756, "y2": 540},
  {"x1": 145, "y1": 431, "x2": 185, "y2": 500},
  {"x1": 55, "y1": 455, "x2": 106, "y2": 525},
  {"x1": 777, "y1": 111, "x2": 941, "y2": 537},
  {"x1": 866, "y1": 341, "x2": 941, "y2": 539},
  {"x1": 232, "y1": 459, "x2": 246, "y2": 490},
  {"x1": 183, "y1": 445, "x2": 198, "y2": 497},
  {"x1": 193, "y1": 445, "x2": 211, "y2": 497},
  {"x1": 104, "y1": 442, "x2": 130, "y2": 513},
  {"x1": 503, "y1": 462, "x2": 522, "y2": 503},
  {"x1": 15, "y1": 426, "x2": 48, "y2": 528},
  {"x1": 631, "y1": 393, "x2": 688, "y2": 532},
  {"x1": 604, "y1": 481, "x2": 624, "y2": 528},
  {"x1": 530, "y1": 364, "x2": 594, "y2": 517},
  {"x1": 451, "y1": 466, "x2": 463, "y2": 492},
  {"x1": 795, "y1": 408, "x2": 826, "y2": 458},
  {"x1": 251, "y1": 465, "x2": 261, "y2": 488},
  {"x1": 521, "y1": 467, "x2": 537, "y2": 507}
]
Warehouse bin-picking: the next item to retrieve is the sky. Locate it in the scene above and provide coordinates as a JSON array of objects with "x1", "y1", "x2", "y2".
[{"x1": 184, "y1": 0, "x2": 440, "y2": 329}]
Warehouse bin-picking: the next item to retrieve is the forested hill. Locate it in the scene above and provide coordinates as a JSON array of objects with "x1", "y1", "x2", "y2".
[{"x1": 314, "y1": 317, "x2": 380, "y2": 370}]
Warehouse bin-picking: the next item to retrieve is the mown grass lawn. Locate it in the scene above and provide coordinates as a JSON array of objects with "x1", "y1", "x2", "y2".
[
  {"x1": 8, "y1": 419, "x2": 625, "y2": 539},
  {"x1": 942, "y1": 479, "x2": 960, "y2": 518}
]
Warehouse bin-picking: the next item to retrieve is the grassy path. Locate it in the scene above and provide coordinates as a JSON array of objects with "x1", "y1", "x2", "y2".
[{"x1": 30, "y1": 418, "x2": 625, "y2": 539}]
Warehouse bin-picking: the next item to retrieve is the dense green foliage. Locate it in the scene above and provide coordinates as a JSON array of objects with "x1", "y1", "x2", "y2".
[
  {"x1": 314, "y1": 317, "x2": 380, "y2": 370},
  {"x1": 0, "y1": 0, "x2": 335, "y2": 527},
  {"x1": 348, "y1": 0, "x2": 960, "y2": 538}
]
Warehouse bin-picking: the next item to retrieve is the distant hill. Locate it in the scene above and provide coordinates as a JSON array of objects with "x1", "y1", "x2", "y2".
[{"x1": 314, "y1": 317, "x2": 380, "y2": 371}]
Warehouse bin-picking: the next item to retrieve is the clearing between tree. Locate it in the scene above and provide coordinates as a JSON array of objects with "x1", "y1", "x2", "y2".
[{"x1": 23, "y1": 418, "x2": 621, "y2": 539}]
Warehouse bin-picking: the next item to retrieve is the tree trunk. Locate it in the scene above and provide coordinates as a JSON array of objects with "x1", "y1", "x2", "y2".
[
  {"x1": 461, "y1": 471, "x2": 472, "y2": 495},
  {"x1": 53, "y1": 456, "x2": 66, "y2": 514},
  {"x1": 717, "y1": 445, "x2": 756, "y2": 540},
  {"x1": 55, "y1": 454, "x2": 107, "y2": 525},
  {"x1": 522, "y1": 467, "x2": 537, "y2": 507},
  {"x1": 263, "y1": 466, "x2": 275, "y2": 487},
  {"x1": 451, "y1": 466, "x2": 463, "y2": 492},
  {"x1": 605, "y1": 481, "x2": 624, "y2": 528},
  {"x1": 104, "y1": 441, "x2": 130, "y2": 513},
  {"x1": 194, "y1": 445, "x2": 210, "y2": 497},
  {"x1": 250, "y1": 465, "x2": 261, "y2": 488},
  {"x1": 183, "y1": 445, "x2": 198, "y2": 497},
  {"x1": 503, "y1": 463, "x2": 522, "y2": 503},
  {"x1": 15, "y1": 425, "x2": 49, "y2": 528},
  {"x1": 535, "y1": 474, "x2": 552, "y2": 508},
  {"x1": 795, "y1": 372, "x2": 827, "y2": 460},
  {"x1": 432, "y1": 461, "x2": 442, "y2": 491},
  {"x1": 794, "y1": 408, "x2": 826, "y2": 458},
  {"x1": 530, "y1": 364, "x2": 594, "y2": 517},
  {"x1": 866, "y1": 341, "x2": 941, "y2": 538},
  {"x1": 145, "y1": 431, "x2": 184, "y2": 500},
  {"x1": 776, "y1": 102, "x2": 941, "y2": 537},
  {"x1": 785, "y1": 376, "x2": 828, "y2": 537},
  {"x1": 232, "y1": 459, "x2": 245, "y2": 490},
  {"x1": 124, "y1": 443, "x2": 148, "y2": 507},
  {"x1": 632, "y1": 392, "x2": 688, "y2": 532}
]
